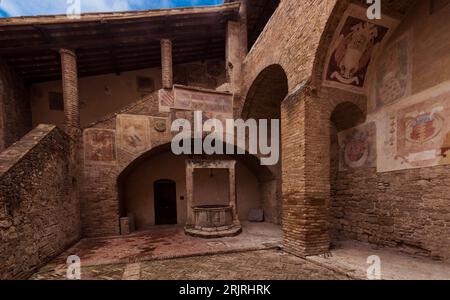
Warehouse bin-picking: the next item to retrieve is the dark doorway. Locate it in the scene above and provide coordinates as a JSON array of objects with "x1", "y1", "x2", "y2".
[{"x1": 154, "y1": 179, "x2": 177, "y2": 225}]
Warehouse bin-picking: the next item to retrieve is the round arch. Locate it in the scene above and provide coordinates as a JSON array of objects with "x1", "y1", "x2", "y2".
[
  {"x1": 242, "y1": 64, "x2": 289, "y2": 120},
  {"x1": 116, "y1": 139, "x2": 280, "y2": 228}
]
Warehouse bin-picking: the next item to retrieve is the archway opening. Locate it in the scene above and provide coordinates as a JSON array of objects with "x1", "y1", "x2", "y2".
[
  {"x1": 329, "y1": 101, "x2": 366, "y2": 241},
  {"x1": 242, "y1": 64, "x2": 288, "y2": 224},
  {"x1": 243, "y1": 64, "x2": 288, "y2": 120},
  {"x1": 117, "y1": 141, "x2": 277, "y2": 231}
]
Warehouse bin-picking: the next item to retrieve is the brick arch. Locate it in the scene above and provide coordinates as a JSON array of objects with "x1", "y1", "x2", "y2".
[
  {"x1": 237, "y1": 0, "x2": 339, "y2": 116},
  {"x1": 241, "y1": 64, "x2": 289, "y2": 119},
  {"x1": 116, "y1": 139, "x2": 279, "y2": 219}
]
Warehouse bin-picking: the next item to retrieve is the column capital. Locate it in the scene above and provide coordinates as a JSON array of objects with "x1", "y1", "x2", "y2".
[
  {"x1": 59, "y1": 48, "x2": 77, "y2": 58},
  {"x1": 160, "y1": 38, "x2": 172, "y2": 45}
]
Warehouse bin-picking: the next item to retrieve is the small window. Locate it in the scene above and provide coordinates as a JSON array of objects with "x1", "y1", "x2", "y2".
[
  {"x1": 136, "y1": 76, "x2": 155, "y2": 93},
  {"x1": 48, "y1": 92, "x2": 64, "y2": 111}
]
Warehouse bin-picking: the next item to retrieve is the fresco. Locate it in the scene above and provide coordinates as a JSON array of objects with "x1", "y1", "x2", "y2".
[
  {"x1": 338, "y1": 122, "x2": 377, "y2": 171},
  {"x1": 371, "y1": 32, "x2": 412, "y2": 111},
  {"x1": 323, "y1": 4, "x2": 398, "y2": 93},
  {"x1": 84, "y1": 129, "x2": 116, "y2": 164},
  {"x1": 158, "y1": 88, "x2": 174, "y2": 113},
  {"x1": 173, "y1": 85, "x2": 233, "y2": 114},
  {"x1": 378, "y1": 82, "x2": 450, "y2": 172},
  {"x1": 150, "y1": 117, "x2": 171, "y2": 147},
  {"x1": 116, "y1": 114, "x2": 151, "y2": 155}
]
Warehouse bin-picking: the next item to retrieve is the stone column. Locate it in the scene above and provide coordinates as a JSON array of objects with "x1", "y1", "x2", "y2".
[
  {"x1": 281, "y1": 85, "x2": 330, "y2": 257},
  {"x1": 228, "y1": 161, "x2": 239, "y2": 224},
  {"x1": 160, "y1": 39, "x2": 173, "y2": 89},
  {"x1": 59, "y1": 48, "x2": 80, "y2": 136},
  {"x1": 185, "y1": 162, "x2": 194, "y2": 226}
]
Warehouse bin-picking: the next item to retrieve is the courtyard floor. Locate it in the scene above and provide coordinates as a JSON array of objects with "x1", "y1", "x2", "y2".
[{"x1": 29, "y1": 222, "x2": 450, "y2": 280}]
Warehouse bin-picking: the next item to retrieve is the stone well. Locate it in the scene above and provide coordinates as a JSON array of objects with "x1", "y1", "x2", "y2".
[{"x1": 184, "y1": 160, "x2": 242, "y2": 238}]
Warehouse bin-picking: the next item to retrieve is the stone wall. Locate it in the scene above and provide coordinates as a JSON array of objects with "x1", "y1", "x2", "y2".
[
  {"x1": 0, "y1": 125, "x2": 80, "y2": 279},
  {"x1": 0, "y1": 61, "x2": 32, "y2": 151}
]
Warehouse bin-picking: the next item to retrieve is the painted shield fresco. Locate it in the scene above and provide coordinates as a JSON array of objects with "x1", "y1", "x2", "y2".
[
  {"x1": 323, "y1": 4, "x2": 398, "y2": 93},
  {"x1": 371, "y1": 32, "x2": 412, "y2": 111},
  {"x1": 377, "y1": 83, "x2": 450, "y2": 172},
  {"x1": 116, "y1": 114, "x2": 151, "y2": 155},
  {"x1": 339, "y1": 122, "x2": 377, "y2": 170}
]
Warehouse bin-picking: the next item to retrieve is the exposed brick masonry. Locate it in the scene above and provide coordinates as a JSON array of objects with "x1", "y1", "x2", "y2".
[
  {"x1": 0, "y1": 61, "x2": 32, "y2": 151},
  {"x1": 161, "y1": 39, "x2": 173, "y2": 89},
  {"x1": 60, "y1": 49, "x2": 80, "y2": 135},
  {"x1": 0, "y1": 125, "x2": 81, "y2": 279}
]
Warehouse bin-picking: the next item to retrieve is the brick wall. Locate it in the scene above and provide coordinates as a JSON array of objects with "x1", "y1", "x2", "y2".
[
  {"x1": 0, "y1": 125, "x2": 81, "y2": 279},
  {"x1": 330, "y1": 166, "x2": 450, "y2": 260},
  {"x1": 0, "y1": 61, "x2": 32, "y2": 151},
  {"x1": 80, "y1": 92, "x2": 168, "y2": 237}
]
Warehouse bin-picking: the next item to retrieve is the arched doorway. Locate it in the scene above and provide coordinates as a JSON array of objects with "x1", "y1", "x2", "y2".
[{"x1": 154, "y1": 179, "x2": 177, "y2": 225}]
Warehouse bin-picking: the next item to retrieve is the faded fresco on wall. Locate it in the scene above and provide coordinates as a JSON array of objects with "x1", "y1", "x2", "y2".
[
  {"x1": 370, "y1": 32, "x2": 413, "y2": 111},
  {"x1": 150, "y1": 116, "x2": 171, "y2": 147},
  {"x1": 116, "y1": 114, "x2": 151, "y2": 155},
  {"x1": 84, "y1": 129, "x2": 116, "y2": 164},
  {"x1": 158, "y1": 84, "x2": 233, "y2": 121},
  {"x1": 338, "y1": 122, "x2": 377, "y2": 171},
  {"x1": 158, "y1": 88, "x2": 174, "y2": 113},
  {"x1": 173, "y1": 85, "x2": 233, "y2": 114},
  {"x1": 323, "y1": 4, "x2": 398, "y2": 93},
  {"x1": 377, "y1": 82, "x2": 450, "y2": 172}
]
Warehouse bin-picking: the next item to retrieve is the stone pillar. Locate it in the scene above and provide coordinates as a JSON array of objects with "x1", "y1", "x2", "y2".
[
  {"x1": 186, "y1": 162, "x2": 194, "y2": 226},
  {"x1": 228, "y1": 161, "x2": 239, "y2": 224},
  {"x1": 281, "y1": 85, "x2": 330, "y2": 257},
  {"x1": 160, "y1": 39, "x2": 173, "y2": 89},
  {"x1": 59, "y1": 48, "x2": 80, "y2": 136}
]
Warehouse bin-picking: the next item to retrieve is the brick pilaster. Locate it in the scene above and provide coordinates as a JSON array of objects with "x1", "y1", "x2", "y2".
[
  {"x1": 239, "y1": 0, "x2": 248, "y2": 57},
  {"x1": 59, "y1": 48, "x2": 80, "y2": 136},
  {"x1": 160, "y1": 39, "x2": 173, "y2": 89},
  {"x1": 281, "y1": 85, "x2": 330, "y2": 257}
]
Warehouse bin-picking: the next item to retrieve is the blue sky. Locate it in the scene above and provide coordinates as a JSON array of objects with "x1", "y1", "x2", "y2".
[{"x1": 0, "y1": 0, "x2": 224, "y2": 18}]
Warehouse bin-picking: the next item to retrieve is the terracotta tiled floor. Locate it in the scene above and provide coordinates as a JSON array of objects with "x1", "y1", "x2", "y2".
[
  {"x1": 41, "y1": 222, "x2": 282, "y2": 268},
  {"x1": 29, "y1": 223, "x2": 450, "y2": 280},
  {"x1": 31, "y1": 249, "x2": 349, "y2": 280}
]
